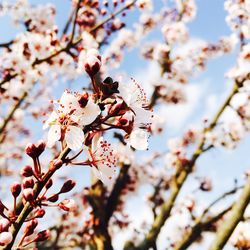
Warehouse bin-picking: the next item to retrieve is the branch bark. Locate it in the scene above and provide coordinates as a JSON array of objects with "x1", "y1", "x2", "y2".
[{"x1": 209, "y1": 176, "x2": 250, "y2": 250}]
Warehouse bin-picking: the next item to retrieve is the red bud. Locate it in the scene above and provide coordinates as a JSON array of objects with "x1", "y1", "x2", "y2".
[
  {"x1": 22, "y1": 177, "x2": 34, "y2": 189},
  {"x1": 20, "y1": 165, "x2": 33, "y2": 177},
  {"x1": 47, "y1": 194, "x2": 59, "y2": 203},
  {"x1": 22, "y1": 188, "x2": 35, "y2": 202},
  {"x1": 59, "y1": 180, "x2": 76, "y2": 194},
  {"x1": 10, "y1": 182, "x2": 21, "y2": 198},
  {"x1": 25, "y1": 219, "x2": 38, "y2": 236},
  {"x1": 34, "y1": 230, "x2": 50, "y2": 242}
]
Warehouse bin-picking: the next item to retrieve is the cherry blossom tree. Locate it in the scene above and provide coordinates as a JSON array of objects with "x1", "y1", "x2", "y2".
[{"x1": 0, "y1": 0, "x2": 250, "y2": 250}]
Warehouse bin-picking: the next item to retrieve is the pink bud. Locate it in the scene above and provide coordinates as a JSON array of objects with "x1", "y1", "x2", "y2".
[
  {"x1": 36, "y1": 140, "x2": 46, "y2": 155},
  {"x1": 59, "y1": 180, "x2": 76, "y2": 194},
  {"x1": 45, "y1": 179, "x2": 53, "y2": 190},
  {"x1": 22, "y1": 177, "x2": 34, "y2": 189},
  {"x1": 25, "y1": 140, "x2": 46, "y2": 158},
  {"x1": 0, "y1": 219, "x2": 10, "y2": 232},
  {"x1": 23, "y1": 188, "x2": 35, "y2": 202},
  {"x1": 25, "y1": 143, "x2": 36, "y2": 158},
  {"x1": 0, "y1": 232, "x2": 12, "y2": 246},
  {"x1": 58, "y1": 199, "x2": 77, "y2": 212},
  {"x1": 34, "y1": 209, "x2": 45, "y2": 218},
  {"x1": 34, "y1": 230, "x2": 51, "y2": 242},
  {"x1": 11, "y1": 182, "x2": 21, "y2": 198},
  {"x1": 85, "y1": 55, "x2": 101, "y2": 76},
  {"x1": 88, "y1": 48, "x2": 101, "y2": 61},
  {"x1": 25, "y1": 219, "x2": 38, "y2": 236},
  {"x1": 20, "y1": 165, "x2": 33, "y2": 177}
]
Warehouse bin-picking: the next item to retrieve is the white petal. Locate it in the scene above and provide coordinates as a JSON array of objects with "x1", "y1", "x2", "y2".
[
  {"x1": 91, "y1": 133, "x2": 102, "y2": 152},
  {"x1": 99, "y1": 165, "x2": 117, "y2": 187},
  {"x1": 65, "y1": 125, "x2": 84, "y2": 151},
  {"x1": 129, "y1": 129, "x2": 149, "y2": 150},
  {"x1": 91, "y1": 166, "x2": 102, "y2": 181},
  {"x1": 91, "y1": 165, "x2": 116, "y2": 188},
  {"x1": 79, "y1": 99, "x2": 100, "y2": 126},
  {"x1": 43, "y1": 111, "x2": 59, "y2": 129},
  {"x1": 47, "y1": 125, "x2": 61, "y2": 148},
  {"x1": 133, "y1": 106, "x2": 153, "y2": 126},
  {"x1": 59, "y1": 91, "x2": 80, "y2": 114}
]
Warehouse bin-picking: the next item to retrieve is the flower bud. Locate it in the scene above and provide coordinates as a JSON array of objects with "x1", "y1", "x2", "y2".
[
  {"x1": 25, "y1": 140, "x2": 46, "y2": 158},
  {"x1": 58, "y1": 199, "x2": 77, "y2": 212},
  {"x1": 0, "y1": 232, "x2": 13, "y2": 246},
  {"x1": 36, "y1": 140, "x2": 46, "y2": 155},
  {"x1": 20, "y1": 165, "x2": 33, "y2": 177},
  {"x1": 11, "y1": 182, "x2": 21, "y2": 198},
  {"x1": 59, "y1": 180, "x2": 76, "y2": 194},
  {"x1": 22, "y1": 177, "x2": 34, "y2": 189},
  {"x1": 47, "y1": 194, "x2": 59, "y2": 203},
  {"x1": 34, "y1": 230, "x2": 51, "y2": 242},
  {"x1": 23, "y1": 188, "x2": 35, "y2": 202},
  {"x1": 34, "y1": 209, "x2": 45, "y2": 218},
  {"x1": 85, "y1": 55, "x2": 101, "y2": 76},
  {"x1": 0, "y1": 219, "x2": 10, "y2": 232},
  {"x1": 45, "y1": 179, "x2": 53, "y2": 190},
  {"x1": 100, "y1": 77, "x2": 119, "y2": 96},
  {"x1": 25, "y1": 219, "x2": 38, "y2": 236},
  {"x1": 25, "y1": 143, "x2": 36, "y2": 158},
  {"x1": 78, "y1": 93, "x2": 89, "y2": 108}
]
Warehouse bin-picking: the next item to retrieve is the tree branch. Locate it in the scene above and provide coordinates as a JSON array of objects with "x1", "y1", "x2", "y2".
[
  {"x1": 174, "y1": 185, "x2": 243, "y2": 250},
  {"x1": 104, "y1": 164, "x2": 131, "y2": 225},
  {"x1": 0, "y1": 90, "x2": 28, "y2": 143},
  {"x1": 209, "y1": 176, "x2": 250, "y2": 250}
]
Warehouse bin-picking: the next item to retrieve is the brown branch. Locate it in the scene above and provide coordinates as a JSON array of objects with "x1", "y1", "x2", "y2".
[
  {"x1": 0, "y1": 40, "x2": 14, "y2": 49},
  {"x1": 104, "y1": 164, "x2": 131, "y2": 225},
  {"x1": 69, "y1": 0, "x2": 81, "y2": 44},
  {"x1": 209, "y1": 176, "x2": 250, "y2": 250},
  {"x1": 61, "y1": 8, "x2": 76, "y2": 38},
  {"x1": 0, "y1": 90, "x2": 28, "y2": 143},
  {"x1": 0, "y1": 73, "x2": 17, "y2": 88}
]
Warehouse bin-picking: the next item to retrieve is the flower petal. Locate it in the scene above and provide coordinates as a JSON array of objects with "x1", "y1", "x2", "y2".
[
  {"x1": 59, "y1": 91, "x2": 80, "y2": 114},
  {"x1": 129, "y1": 129, "x2": 149, "y2": 150},
  {"x1": 47, "y1": 125, "x2": 61, "y2": 148},
  {"x1": 133, "y1": 106, "x2": 153, "y2": 126},
  {"x1": 43, "y1": 111, "x2": 59, "y2": 129},
  {"x1": 79, "y1": 99, "x2": 100, "y2": 126},
  {"x1": 91, "y1": 165, "x2": 117, "y2": 188},
  {"x1": 65, "y1": 125, "x2": 84, "y2": 151}
]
